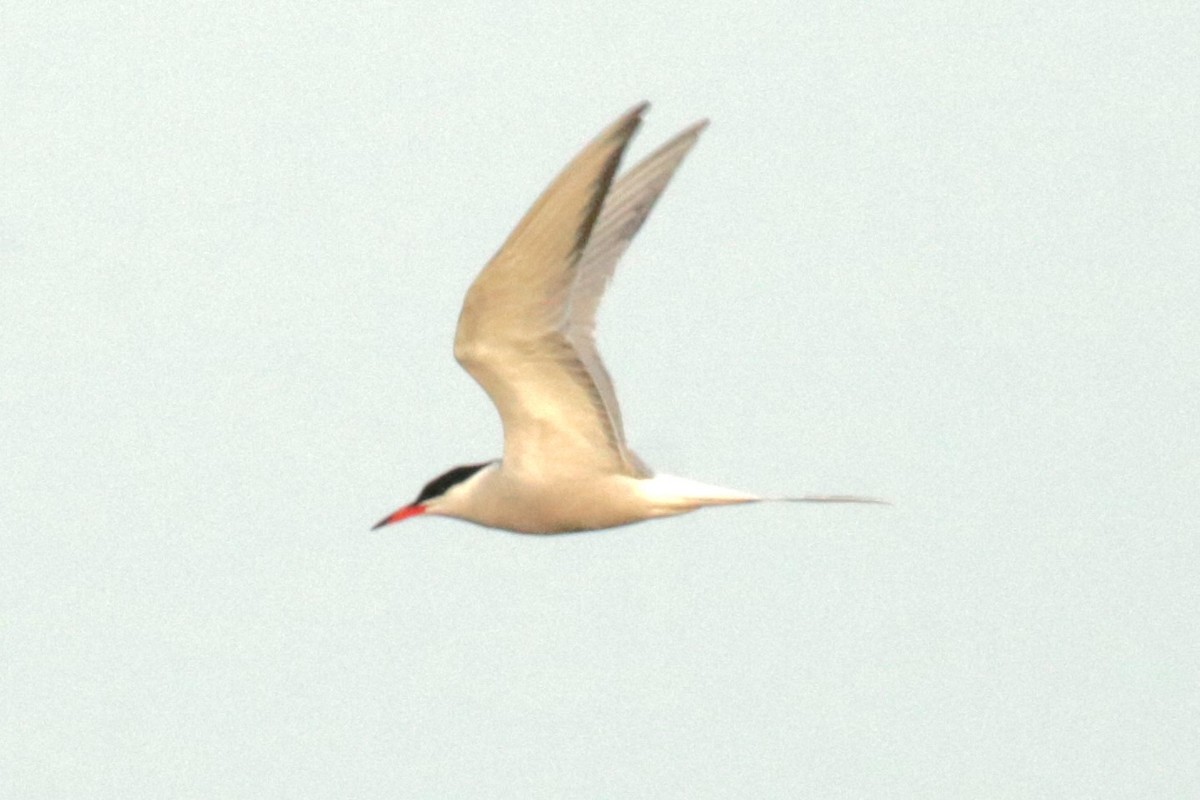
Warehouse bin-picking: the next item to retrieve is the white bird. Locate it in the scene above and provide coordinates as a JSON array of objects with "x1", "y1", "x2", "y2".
[{"x1": 373, "y1": 102, "x2": 883, "y2": 534}]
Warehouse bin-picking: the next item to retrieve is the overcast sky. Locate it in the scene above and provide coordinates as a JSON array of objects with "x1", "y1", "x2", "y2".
[{"x1": 3, "y1": 2, "x2": 1198, "y2": 797}]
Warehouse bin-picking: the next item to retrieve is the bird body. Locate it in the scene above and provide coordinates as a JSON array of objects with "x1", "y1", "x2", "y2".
[
  {"x1": 406, "y1": 462, "x2": 764, "y2": 534},
  {"x1": 373, "y1": 103, "x2": 883, "y2": 534}
]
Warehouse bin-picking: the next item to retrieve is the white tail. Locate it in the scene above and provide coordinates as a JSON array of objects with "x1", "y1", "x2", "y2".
[
  {"x1": 772, "y1": 495, "x2": 891, "y2": 505},
  {"x1": 641, "y1": 474, "x2": 889, "y2": 512}
]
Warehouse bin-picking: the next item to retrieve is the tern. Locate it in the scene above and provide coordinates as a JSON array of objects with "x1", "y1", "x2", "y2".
[{"x1": 373, "y1": 102, "x2": 883, "y2": 534}]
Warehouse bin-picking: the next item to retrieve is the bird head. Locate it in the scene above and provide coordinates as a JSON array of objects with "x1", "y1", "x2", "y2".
[{"x1": 371, "y1": 461, "x2": 493, "y2": 529}]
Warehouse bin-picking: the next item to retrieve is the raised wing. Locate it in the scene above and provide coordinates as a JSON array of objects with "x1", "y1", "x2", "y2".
[
  {"x1": 567, "y1": 120, "x2": 709, "y2": 476},
  {"x1": 453, "y1": 103, "x2": 647, "y2": 478}
]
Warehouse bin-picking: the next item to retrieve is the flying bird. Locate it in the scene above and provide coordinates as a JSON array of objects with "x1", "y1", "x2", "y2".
[{"x1": 373, "y1": 103, "x2": 883, "y2": 534}]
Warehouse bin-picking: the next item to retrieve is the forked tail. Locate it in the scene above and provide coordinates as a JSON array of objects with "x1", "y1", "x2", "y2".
[
  {"x1": 642, "y1": 474, "x2": 889, "y2": 512},
  {"x1": 771, "y1": 494, "x2": 891, "y2": 505}
]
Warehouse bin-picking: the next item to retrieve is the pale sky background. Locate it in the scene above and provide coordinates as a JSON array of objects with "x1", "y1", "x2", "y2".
[{"x1": 3, "y1": 2, "x2": 1198, "y2": 797}]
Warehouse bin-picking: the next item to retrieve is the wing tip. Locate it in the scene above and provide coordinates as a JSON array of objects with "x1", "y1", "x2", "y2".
[
  {"x1": 608, "y1": 101, "x2": 650, "y2": 143},
  {"x1": 607, "y1": 104, "x2": 712, "y2": 155}
]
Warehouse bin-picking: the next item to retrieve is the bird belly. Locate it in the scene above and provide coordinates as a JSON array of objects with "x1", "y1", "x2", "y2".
[
  {"x1": 466, "y1": 470, "x2": 766, "y2": 534},
  {"x1": 463, "y1": 473, "x2": 687, "y2": 534}
]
